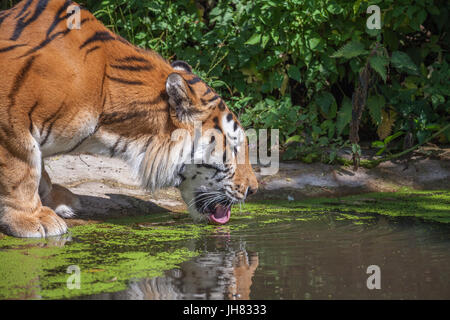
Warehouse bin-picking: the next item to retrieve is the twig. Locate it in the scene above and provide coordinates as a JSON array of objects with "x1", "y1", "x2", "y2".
[{"x1": 338, "y1": 123, "x2": 450, "y2": 169}]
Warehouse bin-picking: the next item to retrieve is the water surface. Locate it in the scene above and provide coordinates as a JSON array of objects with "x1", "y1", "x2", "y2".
[
  {"x1": 83, "y1": 215, "x2": 450, "y2": 300},
  {"x1": 1, "y1": 190, "x2": 449, "y2": 300}
]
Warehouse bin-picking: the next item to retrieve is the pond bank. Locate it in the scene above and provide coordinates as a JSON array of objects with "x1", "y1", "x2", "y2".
[{"x1": 39, "y1": 148, "x2": 449, "y2": 221}]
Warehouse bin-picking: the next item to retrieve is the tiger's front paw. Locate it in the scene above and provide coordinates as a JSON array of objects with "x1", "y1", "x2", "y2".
[{"x1": 0, "y1": 206, "x2": 68, "y2": 238}]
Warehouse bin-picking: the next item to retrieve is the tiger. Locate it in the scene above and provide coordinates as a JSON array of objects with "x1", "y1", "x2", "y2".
[{"x1": 0, "y1": 0, "x2": 258, "y2": 238}]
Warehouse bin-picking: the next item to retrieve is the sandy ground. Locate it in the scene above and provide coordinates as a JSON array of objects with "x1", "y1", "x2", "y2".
[{"x1": 41, "y1": 147, "x2": 450, "y2": 221}]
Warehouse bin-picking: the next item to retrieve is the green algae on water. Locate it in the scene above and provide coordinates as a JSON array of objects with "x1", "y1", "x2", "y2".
[
  {"x1": 235, "y1": 189, "x2": 450, "y2": 224},
  {"x1": 0, "y1": 218, "x2": 208, "y2": 299}
]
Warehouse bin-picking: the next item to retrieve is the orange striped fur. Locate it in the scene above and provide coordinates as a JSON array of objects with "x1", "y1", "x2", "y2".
[{"x1": 0, "y1": 0, "x2": 257, "y2": 237}]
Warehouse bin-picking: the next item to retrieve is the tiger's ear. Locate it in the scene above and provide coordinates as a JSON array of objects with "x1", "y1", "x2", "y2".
[
  {"x1": 171, "y1": 60, "x2": 192, "y2": 73},
  {"x1": 166, "y1": 73, "x2": 198, "y2": 122},
  {"x1": 166, "y1": 73, "x2": 190, "y2": 106}
]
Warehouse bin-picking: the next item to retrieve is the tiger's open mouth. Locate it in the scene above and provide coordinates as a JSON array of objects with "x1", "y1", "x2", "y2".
[
  {"x1": 194, "y1": 193, "x2": 232, "y2": 225},
  {"x1": 208, "y1": 205, "x2": 231, "y2": 224}
]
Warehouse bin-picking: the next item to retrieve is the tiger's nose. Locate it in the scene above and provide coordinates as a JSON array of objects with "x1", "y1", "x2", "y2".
[{"x1": 245, "y1": 186, "x2": 257, "y2": 198}]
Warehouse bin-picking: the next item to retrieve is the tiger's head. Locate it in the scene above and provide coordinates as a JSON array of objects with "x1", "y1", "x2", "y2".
[{"x1": 165, "y1": 60, "x2": 258, "y2": 224}]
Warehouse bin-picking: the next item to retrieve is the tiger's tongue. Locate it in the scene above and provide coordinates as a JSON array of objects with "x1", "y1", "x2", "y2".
[{"x1": 209, "y1": 205, "x2": 231, "y2": 225}]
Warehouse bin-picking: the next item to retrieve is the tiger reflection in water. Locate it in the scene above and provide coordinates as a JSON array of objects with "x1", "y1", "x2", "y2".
[{"x1": 88, "y1": 247, "x2": 259, "y2": 300}]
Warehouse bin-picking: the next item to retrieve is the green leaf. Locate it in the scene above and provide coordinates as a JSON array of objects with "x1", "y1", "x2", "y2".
[
  {"x1": 287, "y1": 65, "x2": 301, "y2": 82},
  {"x1": 135, "y1": 32, "x2": 146, "y2": 40},
  {"x1": 315, "y1": 92, "x2": 337, "y2": 119},
  {"x1": 285, "y1": 135, "x2": 302, "y2": 144},
  {"x1": 328, "y1": 150, "x2": 337, "y2": 163},
  {"x1": 375, "y1": 147, "x2": 387, "y2": 156},
  {"x1": 352, "y1": 143, "x2": 361, "y2": 156},
  {"x1": 308, "y1": 37, "x2": 322, "y2": 50},
  {"x1": 353, "y1": 0, "x2": 363, "y2": 14},
  {"x1": 327, "y1": 2, "x2": 343, "y2": 14},
  {"x1": 369, "y1": 56, "x2": 388, "y2": 82},
  {"x1": 384, "y1": 131, "x2": 404, "y2": 145},
  {"x1": 367, "y1": 95, "x2": 385, "y2": 125},
  {"x1": 371, "y1": 141, "x2": 385, "y2": 148},
  {"x1": 336, "y1": 96, "x2": 352, "y2": 135},
  {"x1": 426, "y1": 124, "x2": 441, "y2": 131},
  {"x1": 245, "y1": 33, "x2": 261, "y2": 45},
  {"x1": 211, "y1": 80, "x2": 229, "y2": 88},
  {"x1": 318, "y1": 136, "x2": 329, "y2": 146},
  {"x1": 331, "y1": 41, "x2": 368, "y2": 59},
  {"x1": 417, "y1": 130, "x2": 429, "y2": 144},
  {"x1": 391, "y1": 51, "x2": 419, "y2": 75},
  {"x1": 431, "y1": 94, "x2": 445, "y2": 107},
  {"x1": 410, "y1": 9, "x2": 427, "y2": 30},
  {"x1": 261, "y1": 34, "x2": 270, "y2": 48},
  {"x1": 427, "y1": 5, "x2": 440, "y2": 15}
]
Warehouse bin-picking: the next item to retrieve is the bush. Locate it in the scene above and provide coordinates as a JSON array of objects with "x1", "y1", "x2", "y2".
[{"x1": 3, "y1": 0, "x2": 449, "y2": 163}]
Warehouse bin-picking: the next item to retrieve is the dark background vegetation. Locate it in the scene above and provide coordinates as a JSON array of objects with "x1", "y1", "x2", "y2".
[{"x1": 2, "y1": 0, "x2": 449, "y2": 164}]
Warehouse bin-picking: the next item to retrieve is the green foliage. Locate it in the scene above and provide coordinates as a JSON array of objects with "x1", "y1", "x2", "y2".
[
  {"x1": 330, "y1": 41, "x2": 368, "y2": 59},
  {"x1": 336, "y1": 96, "x2": 353, "y2": 135},
  {"x1": 390, "y1": 51, "x2": 420, "y2": 75},
  {"x1": 367, "y1": 95, "x2": 385, "y2": 125},
  {"x1": 372, "y1": 131, "x2": 405, "y2": 155},
  {"x1": 369, "y1": 55, "x2": 389, "y2": 83},
  {"x1": 3, "y1": 0, "x2": 449, "y2": 163}
]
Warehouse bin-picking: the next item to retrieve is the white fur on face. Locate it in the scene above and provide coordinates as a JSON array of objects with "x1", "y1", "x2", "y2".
[
  {"x1": 221, "y1": 113, "x2": 244, "y2": 147},
  {"x1": 72, "y1": 112, "x2": 246, "y2": 223},
  {"x1": 178, "y1": 113, "x2": 246, "y2": 222}
]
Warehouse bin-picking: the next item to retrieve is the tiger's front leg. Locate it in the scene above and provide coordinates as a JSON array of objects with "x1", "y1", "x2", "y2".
[
  {"x1": 39, "y1": 163, "x2": 81, "y2": 219},
  {"x1": 0, "y1": 142, "x2": 67, "y2": 238}
]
